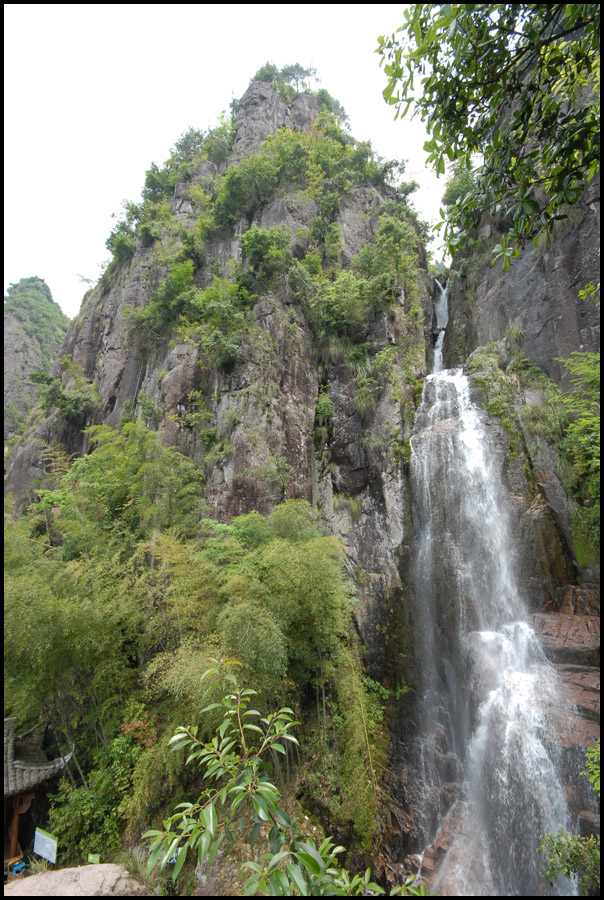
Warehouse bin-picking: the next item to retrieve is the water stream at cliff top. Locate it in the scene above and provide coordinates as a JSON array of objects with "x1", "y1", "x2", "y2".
[
  {"x1": 432, "y1": 280, "x2": 449, "y2": 374},
  {"x1": 406, "y1": 285, "x2": 573, "y2": 895}
]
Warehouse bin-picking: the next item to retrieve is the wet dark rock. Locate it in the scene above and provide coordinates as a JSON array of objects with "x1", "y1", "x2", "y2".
[{"x1": 445, "y1": 177, "x2": 600, "y2": 390}]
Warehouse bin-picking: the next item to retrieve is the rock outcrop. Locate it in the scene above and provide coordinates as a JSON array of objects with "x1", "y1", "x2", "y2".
[
  {"x1": 233, "y1": 81, "x2": 319, "y2": 157},
  {"x1": 4, "y1": 864, "x2": 146, "y2": 896},
  {"x1": 531, "y1": 611, "x2": 600, "y2": 755}
]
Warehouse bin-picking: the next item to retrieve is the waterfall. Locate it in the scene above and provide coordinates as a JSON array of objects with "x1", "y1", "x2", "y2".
[
  {"x1": 406, "y1": 287, "x2": 574, "y2": 895},
  {"x1": 432, "y1": 280, "x2": 449, "y2": 374}
]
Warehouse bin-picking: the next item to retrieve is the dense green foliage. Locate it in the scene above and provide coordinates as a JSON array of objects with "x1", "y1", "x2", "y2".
[
  {"x1": 29, "y1": 356, "x2": 99, "y2": 426},
  {"x1": 145, "y1": 661, "x2": 428, "y2": 896},
  {"x1": 557, "y1": 349, "x2": 600, "y2": 550},
  {"x1": 538, "y1": 741, "x2": 600, "y2": 894},
  {"x1": 5, "y1": 409, "x2": 388, "y2": 871},
  {"x1": 378, "y1": 4, "x2": 600, "y2": 264},
  {"x1": 466, "y1": 335, "x2": 600, "y2": 557}
]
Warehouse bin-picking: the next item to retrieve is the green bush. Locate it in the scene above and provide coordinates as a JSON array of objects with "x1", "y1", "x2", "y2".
[
  {"x1": 538, "y1": 741, "x2": 600, "y2": 894},
  {"x1": 142, "y1": 161, "x2": 180, "y2": 204},
  {"x1": 203, "y1": 116, "x2": 236, "y2": 164},
  {"x1": 48, "y1": 732, "x2": 143, "y2": 865},
  {"x1": 29, "y1": 366, "x2": 98, "y2": 425},
  {"x1": 112, "y1": 232, "x2": 136, "y2": 264},
  {"x1": 309, "y1": 270, "x2": 367, "y2": 338},
  {"x1": 214, "y1": 154, "x2": 280, "y2": 226},
  {"x1": 558, "y1": 351, "x2": 600, "y2": 551},
  {"x1": 178, "y1": 276, "x2": 251, "y2": 370},
  {"x1": 143, "y1": 661, "x2": 428, "y2": 895},
  {"x1": 139, "y1": 222, "x2": 157, "y2": 248},
  {"x1": 125, "y1": 259, "x2": 197, "y2": 341},
  {"x1": 354, "y1": 374, "x2": 379, "y2": 420},
  {"x1": 240, "y1": 225, "x2": 293, "y2": 283},
  {"x1": 316, "y1": 388, "x2": 336, "y2": 422}
]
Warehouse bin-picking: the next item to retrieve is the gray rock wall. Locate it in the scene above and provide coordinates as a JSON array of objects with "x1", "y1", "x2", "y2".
[{"x1": 444, "y1": 178, "x2": 600, "y2": 391}]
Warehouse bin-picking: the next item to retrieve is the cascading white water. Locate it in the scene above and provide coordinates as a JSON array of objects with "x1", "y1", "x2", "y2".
[
  {"x1": 406, "y1": 287, "x2": 574, "y2": 895},
  {"x1": 432, "y1": 281, "x2": 449, "y2": 374}
]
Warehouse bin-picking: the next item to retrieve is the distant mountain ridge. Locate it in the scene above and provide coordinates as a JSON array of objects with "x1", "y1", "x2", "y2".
[{"x1": 4, "y1": 276, "x2": 70, "y2": 440}]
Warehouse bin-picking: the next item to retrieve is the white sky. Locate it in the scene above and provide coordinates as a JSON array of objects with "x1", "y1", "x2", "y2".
[{"x1": 4, "y1": 3, "x2": 447, "y2": 320}]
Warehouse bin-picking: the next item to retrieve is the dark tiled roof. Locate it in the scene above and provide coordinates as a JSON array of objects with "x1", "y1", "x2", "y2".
[{"x1": 4, "y1": 717, "x2": 73, "y2": 798}]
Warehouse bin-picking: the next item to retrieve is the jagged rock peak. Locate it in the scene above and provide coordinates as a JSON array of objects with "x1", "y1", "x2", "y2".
[{"x1": 232, "y1": 81, "x2": 320, "y2": 157}]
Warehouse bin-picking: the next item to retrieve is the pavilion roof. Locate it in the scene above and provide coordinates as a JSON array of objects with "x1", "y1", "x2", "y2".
[{"x1": 4, "y1": 717, "x2": 73, "y2": 798}]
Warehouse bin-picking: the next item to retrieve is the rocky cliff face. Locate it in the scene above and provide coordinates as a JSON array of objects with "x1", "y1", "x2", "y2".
[
  {"x1": 443, "y1": 179, "x2": 600, "y2": 390},
  {"x1": 4, "y1": 82, "x2": 432, "y2": 660},
  {"x1": 4, "y1": 277, "x2": 70, "y2": 441}
]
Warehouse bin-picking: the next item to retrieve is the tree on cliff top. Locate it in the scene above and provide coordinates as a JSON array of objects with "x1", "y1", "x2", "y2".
[
  {"x1": 378, "y1": 4, "x2": 600, "y2": 266},
  {"x1": 250, "y1": 61, "x2": 317, "y2": 93}
]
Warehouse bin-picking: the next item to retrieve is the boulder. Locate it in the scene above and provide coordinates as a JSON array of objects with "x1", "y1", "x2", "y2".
[{"x1": 4, "y1": 863, "x2": 146, "y2": 896}]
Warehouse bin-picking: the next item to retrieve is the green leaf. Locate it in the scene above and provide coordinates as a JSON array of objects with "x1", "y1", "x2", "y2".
[
  {"x1": 147, "y1": 839, "x2": 165, "y2": 873},
  {"x1": 268, "y1": 850, "x2": 290, "y2": 871},
  {"x1": 273, "y1": 807, "x2": 293, "y2": 829},
  {"x1": 242, "y1": 861, "x2": 263, "y2": 874},
  {"x1": 249, "y1": 821, "x2": 262, "y2": 850},
  {"x1": 207, "y1": 832, "x2": 224, "y2": 867},
  {"x1": 198, "y1": 830, "x2": 211, "y2": 866},
  {"x1": 173, "y1": 844, "x2": 188, "y2": 880},
  {"x1": 285, "y1": 862, "x2": 309, "y2": 895},
  {"x1": 242, "y1": 723, "x2": 265, "y2": 735},
  {"x1": 202, "y1": 802, "x2": 216, "y2": 838},
  {"x1": 295, "y1": 843, "x2": 325, "y2": 876},
  {"x1": 185, "y1": 749, "x2": 204, "y2": 765},
  {"x1": 413, "y1": 18, "x2": 422, "y2": 45},
  {"x1": 296, "y1": 851, "x2": 322, "y2": 876},
  {"x1": 253, "y1": 795, "x2": 270, "y2": 821},
  {"x1": 267, "y1": 869, "x2": 290, "y2": 894},
  {"x1": 161, "y1": 837, "x2": 180, "y2": 871}
]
